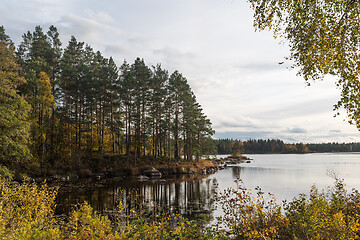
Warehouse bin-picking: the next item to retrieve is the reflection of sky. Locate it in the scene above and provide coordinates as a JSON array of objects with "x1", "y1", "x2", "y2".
[
  {"x1": 210, "y1": 153, "x2": 360, "y2": 219},
  {"x1": 56, "y1": 153, "x2": 360, "y2": 221},
  {"x1": 211, "y1": 153, "x2": 360, "y2": 202}
]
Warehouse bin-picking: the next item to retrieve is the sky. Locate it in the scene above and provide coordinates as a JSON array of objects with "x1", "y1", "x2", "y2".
[{"x1": 1, "y1": 0, "x2": 360, "y2": 143}]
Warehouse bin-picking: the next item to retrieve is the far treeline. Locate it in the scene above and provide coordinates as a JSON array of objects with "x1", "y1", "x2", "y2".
[
  {"x1": 216, "y1": 139, "x2": 360, "y2": 155},
  {"x1": 0, "y1": 25, "x2": 216, "y2": 177}
]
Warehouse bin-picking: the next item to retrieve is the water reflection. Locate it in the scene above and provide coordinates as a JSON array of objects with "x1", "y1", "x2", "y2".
[
  {"x1": 55, "y1": 175, "x2": 218, "y2": 219},
  {"x1": 213, "y1": 153, "x2": 360, "y2": 202},
  {"x1": 55, "y1": 153, "x2": 360, "y2": 220},
  {"x1": 232, "y1": 166, "x2": 242, "y2": 179}
]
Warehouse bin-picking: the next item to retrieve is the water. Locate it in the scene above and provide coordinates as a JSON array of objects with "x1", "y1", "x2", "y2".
[
  {"x1": 226, "y1": 153, "x2": 360, "y2": 200},
  {"x1": 54, "y1": 174, "x2": 218, "y2": 219},
  {"x1": 55, "y1": 153, "x2": 360, "y2": 218}
]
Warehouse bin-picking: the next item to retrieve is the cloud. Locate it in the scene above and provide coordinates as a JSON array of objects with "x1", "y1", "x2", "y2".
[
  {"x1": 58, "y1": 14, "x2": 105, "y2": 40},
  {"x1": 2, "y1": 0, "x2": 360, "y2": 145},
  {"x1": 216, "y1": 121, "x2": 258, "y2": 129},
  {"x1": 104, "y1": 42, "x2": 130, "y2": 56},
  {"x1": 154, "y1": 47, "x2": 194, "y2": 59},
  {"x1": 212, "y1": 115, "x2": 261, "y2": 130},
  {"x1": 251, "y1": 97, "x2": 336, "y2": 122},
  {"x1": 237, "y1": 62, "x2": 289, "y2": 72},
  {"x1": 286, "y1": 127, "x2": 307, "y2": 133},
  {"x1": 85, "y1": 10, "x2": 114, "y2": 23},
  {"x1": 56, "y1": 13, "x2": 124, "y2": 50},
  {"x1": 330, "y1": 129, "x2": 341, "y2": 133},
  {"x1": 152, "y1": 47, "x2": 196, "y2": 71},
  {"x1": 214, "y1": 131, "x2": 275, "y2": 140}
]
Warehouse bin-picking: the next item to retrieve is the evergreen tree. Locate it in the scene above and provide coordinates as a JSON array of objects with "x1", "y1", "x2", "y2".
[
  {"x1": 131, "y1": 58, "x2": 151, "y2": 159},
  {"x1": 17, "y1": 25, "x2": 61, "y2": 165},
  {"x1": 119, "y1": 60, "x2": 134, "y2": 162},
  {"x1": 149, "y1": 64, "x2": 168, "y2": 158},
  {"x1": 168, "y1": 71, "x2": 187, "y2": 160},
  {"x1": 59, "y1": 36, "x2": 85, "y2": 160},
  {"x1": 6, "y1": 24, "x2": 215, "y2": 173}
]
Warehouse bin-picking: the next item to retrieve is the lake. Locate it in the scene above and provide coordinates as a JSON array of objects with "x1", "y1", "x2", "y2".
[
  {"x1": 214, "y1": 152, "x2": 360, "y2": 201},
  {"x1": 54, "y1": 153, "x2": 360, "y2": 218}
]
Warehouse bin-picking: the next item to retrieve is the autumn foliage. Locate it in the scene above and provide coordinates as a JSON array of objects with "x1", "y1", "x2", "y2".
[
  {"x1": 0, "y1": 177, "x2": 360, "y2": 239},
  {"x1": 215, "y1": 178, "x2": 360, "y2": 239}
]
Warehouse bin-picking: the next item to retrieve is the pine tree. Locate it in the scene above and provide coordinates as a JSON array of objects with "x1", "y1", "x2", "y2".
[
  {"x1": 60, "y1": 36, "x2": 85, "y2": 160},
  {"x1": 8, "y1": 24, "x2": 215, "y2": 170},
  {"x1": 17, "y1": 25, "x2": 62, "y2": 165},
  {"x1": 149, "y1": 64, "x2": 168, "y2": 158},
  {"x1": 119, "y1": 60, "x2": 134, "y2": 162},
  {"x1": 168, "y1": 71, "x2": 187, "y2": 160},
  {"x1": 131, "y1": 58, "x2": 151, "y2": 159}
]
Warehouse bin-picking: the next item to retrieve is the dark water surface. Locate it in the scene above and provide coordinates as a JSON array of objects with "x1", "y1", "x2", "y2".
[
  {"x1": 54, "y1": 174, "x2": 218, "y2": 219},
  {"x1": 54, "y1": 153, "x2": 360, "y2": 217}
]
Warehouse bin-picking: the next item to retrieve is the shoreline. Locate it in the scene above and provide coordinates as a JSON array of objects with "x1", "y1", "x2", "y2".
[{"x1": 28, "y1": 158, "x2": 219, "y2": 183}]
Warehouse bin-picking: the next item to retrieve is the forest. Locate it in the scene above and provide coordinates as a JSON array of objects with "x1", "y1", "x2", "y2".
[
  {"x1": 3, "y1": 24, "x2": 360, "y2": 179},
  {"x1": 216, "y1": 139, "x2": 360, "y2": 154},
  {"x1": 0, "y1": 25, "x2": 215, "y2": 177}
]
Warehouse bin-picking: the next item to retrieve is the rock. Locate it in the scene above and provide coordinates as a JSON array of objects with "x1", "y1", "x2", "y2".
[
  {"x1": 47, "y1": 175, "x2": 57, "y2": 182},
  {"x1": 137, "y1": 175, "x2": 150, "y2": 181},
  {"x1": 93, "y1": 172, "x2": 106, "y2": 180},
  {"x1": 206, "y1": 167, "x2": 216, "y2": 174},
  {"x1": 79, "y1": 168, "x2": 93, "y2": 178},
  {"x1": 143, "y1": 168, "x2": 162, "y2": 178},
  {"x1": 159, "y1": 179, "x2": 167, "y2": 184},
  {"x1": 60, "y1": 175, "x2": 70, "y2": 182}
]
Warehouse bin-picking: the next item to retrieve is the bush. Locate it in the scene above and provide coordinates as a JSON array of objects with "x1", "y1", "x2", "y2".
[
  {"x1": 215, "y1": 178, "x2": 360, "y2": 239},
  {"x1": 1, "y1": 176, "x2": 359, "y2": 239},
  {"x1": 215, "y1": 179, "x2": 285, "y2": 239},
  {"x1": 62, "y1": 202, "x2": 119, "y2": 239},
  {"x1": 0, "y1": 164, "x2": 13, "y2": 180},
  {"x1": 119, "y1": 212, "x2": 213, "y2": 239},
  {"x1": 0, "y1": 180, "x2": 60, "y2": 239},
  {"x1": 0, "y1": 179, "x2": 213, "y2": 240}
]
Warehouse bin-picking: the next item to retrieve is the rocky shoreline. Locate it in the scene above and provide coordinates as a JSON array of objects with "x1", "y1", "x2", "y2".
[
  {"x1": 28, "y1": 159, "x2": 218, "y2": 183},
  {"x1": 26, "y1": 155, "x2": 250, "y2": 184}
]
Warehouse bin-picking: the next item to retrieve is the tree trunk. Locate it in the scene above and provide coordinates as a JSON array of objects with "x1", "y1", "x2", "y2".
[{"x1": 174, "y1": 108, "x2": 179, "y2": 159}]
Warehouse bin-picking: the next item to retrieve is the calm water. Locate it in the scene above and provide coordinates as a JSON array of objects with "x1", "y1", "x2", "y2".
[
  {"x1": 54, "y1": 174, "x2": 218, "y2": 218},
  {"x1": 213, "y1": 153, "x2": 360, "y2": 201},
  {"x1": 55, "y1": 153, "x2": 360, "y2": 217}
]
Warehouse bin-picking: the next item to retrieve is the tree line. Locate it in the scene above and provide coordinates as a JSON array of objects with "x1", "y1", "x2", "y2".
[
  {"x1": 0, "y1": 25, "x2": 214, "y2": 175},
  {"x1": 216, "y1": 139, "x2": 360, "y2": 154}
]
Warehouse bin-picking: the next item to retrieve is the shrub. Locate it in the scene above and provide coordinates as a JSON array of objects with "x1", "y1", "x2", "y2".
[
  {"x1": 62, "y1": 202, "x2": 120, "y2": 240},
  {"x1": 1, "y1": 176, "x2": 359, "y2": 239},
  {"x1": 0, "y1": 180, "x2": 60, "y2": 239},
  {"x1": 0, "y1": 164, "x2": 13, "y2": 180},
  {"x1": 215, "y1": 179, "x2": 285, "y2": 239},
  {"x1": 0, "y1": 179, "x2": 213, "y2": 240},
  {"x1": 215, "y1": 178, "x2": 360, "y2": 239},
  {"x1": 119, "y1": 212, "x2": 212, "y2": 239}
]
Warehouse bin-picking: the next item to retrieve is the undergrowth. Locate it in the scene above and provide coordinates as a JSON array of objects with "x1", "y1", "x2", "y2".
[{"x1": 0, "y1": 175, "x2": 359, "y2": 239}]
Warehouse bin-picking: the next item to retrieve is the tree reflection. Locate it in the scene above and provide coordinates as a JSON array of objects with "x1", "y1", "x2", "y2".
[
  {"x1": 232, "y1": 166, "x2": 243, "y2": 179},
  {"x1": 55, "y1": 175, "x2": 217, "y2": 220}
]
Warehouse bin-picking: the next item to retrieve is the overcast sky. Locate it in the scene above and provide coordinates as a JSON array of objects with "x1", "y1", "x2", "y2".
[{"x1": 1, "y1": 0, "x2": 360, "y2": 143}]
